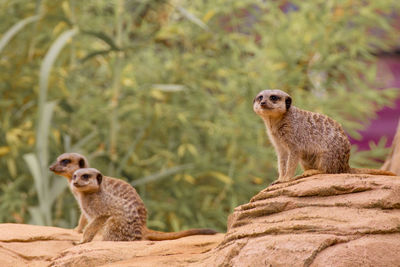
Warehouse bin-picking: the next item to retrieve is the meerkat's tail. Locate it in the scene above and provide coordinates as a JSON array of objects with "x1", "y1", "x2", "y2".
[
  {"x1": 143, "y1": 227, "x2": 217, "y2": 241},
  {"x1": 350, "y1": 168, "x2": 396, "y2": 176}
]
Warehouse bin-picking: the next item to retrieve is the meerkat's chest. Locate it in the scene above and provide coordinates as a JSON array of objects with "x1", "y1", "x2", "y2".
[{"x1": 80, "y1": 194, "x2": 108, "y2": 220}]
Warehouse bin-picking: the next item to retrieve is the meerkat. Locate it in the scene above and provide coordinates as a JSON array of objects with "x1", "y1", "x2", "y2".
[
  {"x1": 49, "y1": 153, "x2": 90, "y2": 232},
  {"x1": 71, "y1": 168, "x2": 217, "y2": 244},
  {"x1": 49, "y1": 153, "x2": 216, "y2": 243},
  {"x1": 253, "y1": 89, "x2": 396, "y2": 184}
]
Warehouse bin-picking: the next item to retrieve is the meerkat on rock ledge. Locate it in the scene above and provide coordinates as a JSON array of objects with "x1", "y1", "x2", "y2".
[
  {"x1": 253, "y1": 89, "x2": 395, "y2": 184},
  {"x1": 49, "y1": 153, "x2": 217, "y2": 243},
  {"x1": 71, "y1": 168, "x2": 145, "y2": 244}
]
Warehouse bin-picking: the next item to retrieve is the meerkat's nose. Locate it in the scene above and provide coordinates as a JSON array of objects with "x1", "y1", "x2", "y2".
[
  {"x1": 260, "y1": 101, "x2": 267, "y2": 106},
  {"x1": 49, "y1": 164, "x2": 55, "y2": 171}
]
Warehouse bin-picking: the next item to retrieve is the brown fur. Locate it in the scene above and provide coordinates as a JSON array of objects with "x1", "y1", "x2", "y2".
[
  {"x1": 49, "y1": 153, "x2": 90, "y2": 232},
  {"x1": 71, "y1": 168, "x2": 145, "y2": 243},
  {"x1": 50, "y1": 153, "x2": 217, "y2": 243},
  {"x1": 253, "y1": 89, "x2": 395, "y2": 183}
]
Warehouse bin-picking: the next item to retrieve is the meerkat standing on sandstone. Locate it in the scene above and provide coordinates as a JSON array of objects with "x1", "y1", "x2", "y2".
[
  {"x1": 253, "y1": 89, "x2": 395, "y2": 184},
  {"x1": 71, "y1": 168, "x2": 217, "y2": 244},
  {"x1": 49, "y1": 153, "x2": 216, "y2": 243}
]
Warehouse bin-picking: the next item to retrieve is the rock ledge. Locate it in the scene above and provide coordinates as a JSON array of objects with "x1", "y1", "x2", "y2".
[
  {"x1": 198, "y1": 173, "x2": 400, "y2": 267},
  {"x1": 0, "y1": 223, "x2": 223, "y2": 267}
]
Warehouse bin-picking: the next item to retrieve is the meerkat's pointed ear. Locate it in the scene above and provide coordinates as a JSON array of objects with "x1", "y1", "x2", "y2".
[
  {"x1": 285, "y1": 97, "x2": 292, "y2": 110},
  {"x1": 79, "y1": 158, "x2": 86, "y2": 168},
  {"x1": 96, "y1": 173, "x2": 103, "y2": 185}
]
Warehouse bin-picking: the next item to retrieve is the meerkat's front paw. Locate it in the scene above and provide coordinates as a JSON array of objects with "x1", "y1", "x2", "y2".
[
  {"x1": 293, "y1": 174, "x2": 308, "y2": 180},
  {"x1": 74, "y1": 226, "x2": 84, "y2": 233},
  {"x1": 269, "y1": 179, "x2": 281, "y2": 185},
  {"x1": 273, "y1": 175, "x2": 293, "y2": 184},
  {"x1": 73, "y1": 239, "x2": 86, "y2": 245},
  {"x1": 270, "y1": 177, "x2": 290, "y2": 185},
  {"x1": 293, "y1": 169, "x2": 323, "y2": 180}
]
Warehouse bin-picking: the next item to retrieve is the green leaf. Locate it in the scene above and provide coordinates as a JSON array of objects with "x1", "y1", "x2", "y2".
[
  {"x1": 28, "y1": 207, "x2": 45, "y2": 225},
  {"x1": 37, "y1": 27, "x2": 78, "y2": 168},
  {"x1": 208, "y1": 171, "x2": 233, "y2": 185},
  {"x1": 80, "y1": 49, "x2": 112, "y2": 63},
  {"x1": 176, "y1": 6, "x2": 210, "y2": 31},
  {"x1": 71, "y1": 131, "x2": 97, "y2": 151},
  {"x1": 132, "y1": 164, "x2": 194, "y2": 186},
  {"x1": 49, "y1": 178, "x2": 68, "y2": 207},
  {"x1": 0, "y1": 15, "x2": 41, "y2": 54},
  {"x1": 82, "y1": 30, "x2": 120, "y2": 50},
  {"x1": 23, "y1": 153, "x2": 44, "y2": 203},
  {"x1": 151, "y1": 84, "x2": 186, "y2": 92},
  {"x1": 38, "y1": 28, "x2": 78, "y2": 116},
  {"x1": 36, "y1": 101, "x2": 56, "y2": 172}
]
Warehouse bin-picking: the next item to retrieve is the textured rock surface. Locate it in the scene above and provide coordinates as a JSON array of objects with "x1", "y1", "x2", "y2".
[
  {"x1": 2, "y1": 173, "x2": 400, "y2": 267},
  {"x1": 0, "y1": 223, "x2": 223, "y2": 266},
  {"x1": 0, "y1": 224, "x2": 81, "y2": 267},
  {"x1": 197, "y1": 173, "x2": 400, "y2": 267}
]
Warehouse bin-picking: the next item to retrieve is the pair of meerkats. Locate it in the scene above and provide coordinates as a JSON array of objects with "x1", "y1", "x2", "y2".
[
  {"x1": 49, "y1": 154, "x2": 216, "y2": 244},
  {"x1": 50, "y1": 89, "x2": 394, "y2": 244}
]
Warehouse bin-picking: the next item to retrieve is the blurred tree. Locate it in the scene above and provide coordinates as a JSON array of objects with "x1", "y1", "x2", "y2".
[{"x1": 0, "y1": 0, "x2": 399, "y2": 231}]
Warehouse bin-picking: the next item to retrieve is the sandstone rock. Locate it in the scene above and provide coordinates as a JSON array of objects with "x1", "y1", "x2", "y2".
[
  {"x1": 2, "y1": 173, "x2": 400, "y2": 266},
  {"x1": 0, "y1": 224, "x2": 80, "y2": 267},
  {"x1": 198, "y1": 173, "x2": 400, "y2": 267},
  {"x1": 0, "y1": 223, "x2": 223, "y2": 266},
  {"x1": 50, "y1": 234, "x2": 223, "y2": 267}
]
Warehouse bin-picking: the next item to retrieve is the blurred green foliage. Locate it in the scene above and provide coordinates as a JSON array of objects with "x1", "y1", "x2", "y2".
[{"x1": 0, "y1": 0, "x2": 399, "y2": 231}]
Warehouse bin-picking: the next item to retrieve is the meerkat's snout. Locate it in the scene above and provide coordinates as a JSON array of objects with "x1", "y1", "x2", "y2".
[
  {"x1": 49, "y1": 164, "x2": 56, "y2": 172},
  {"x1": 72, "y1": 174, "x2": 82, "y2": 187},
  {"x1": 49, "y1": 162, "x2": 64, "y2": 173},
  {"x1": 259, "y1": 96, "x2": 267, "y2": 108}
]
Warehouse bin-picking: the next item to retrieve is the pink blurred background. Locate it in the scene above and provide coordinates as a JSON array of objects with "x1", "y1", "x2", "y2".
[{"x1": 348, "y1": 54, "x2": 400, "y2": 150}]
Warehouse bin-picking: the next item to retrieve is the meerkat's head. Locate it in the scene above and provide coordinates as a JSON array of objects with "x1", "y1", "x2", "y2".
[
  {"x1": 49, "y1": 153, "x2": 89, "y2": 179},
  {"x1": 253, "y1": 89, "x2": 292, "y2": 118},
  {"x1": 72, "y1": 168, "x2": 103, "y2": 193}
]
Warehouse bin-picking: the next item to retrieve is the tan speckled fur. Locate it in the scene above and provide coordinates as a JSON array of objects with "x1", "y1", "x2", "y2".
[
  {"x1": 49, "y1": 153, "x2": 147, "y2": 233},
  {"x1": 72, "y1": 168, "x2": 144, "y2": 243},
  {"x1": 253, "y1": 89, "x2": 395, "y2": 183},
  {"x1": 50, "y1": 153, "x2": 216, "y2": 243},
  {"x1": 49, "y1": 153, "x2": 91, "y2": 232}
]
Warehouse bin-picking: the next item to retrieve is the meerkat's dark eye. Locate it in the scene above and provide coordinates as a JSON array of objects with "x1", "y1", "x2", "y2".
[
  {"x1": 257, "y1": 95, "x2": 263, "y2": 102},
  {"x1": 73, "y1": 174, "x2": 76, "y2": 179},
  {"x1": 82, "y1": 174, "x2": 90, "y2": 180},
  {"x1": 60, "y1": 159, "x2": 71, "y2": 166},
  {"x1": 78, "y1": 158, "x2": 85, "y2": 168},
  {"x1": 269, "y1": 95, "x2": 279, "y2": 101}
]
